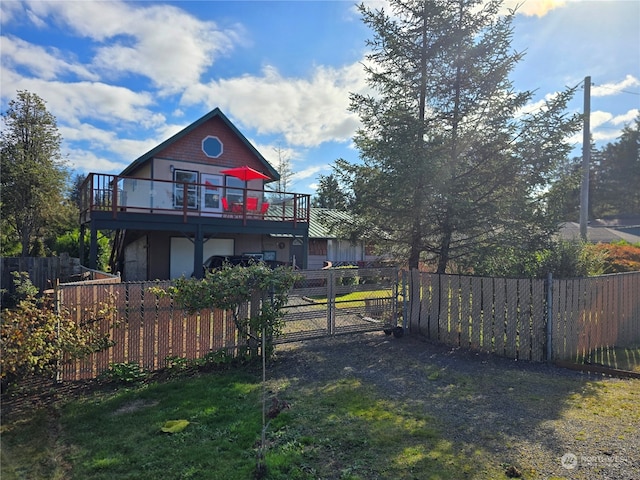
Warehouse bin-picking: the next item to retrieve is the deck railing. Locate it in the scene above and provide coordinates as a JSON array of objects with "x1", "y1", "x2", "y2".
[{"x1": 80, "y1": 173, "x2": 310, "y2": 225}]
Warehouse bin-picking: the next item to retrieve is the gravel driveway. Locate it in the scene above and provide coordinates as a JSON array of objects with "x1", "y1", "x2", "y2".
[{"x1": 269, "y1": 331, "x2": 639, "y2": 480}]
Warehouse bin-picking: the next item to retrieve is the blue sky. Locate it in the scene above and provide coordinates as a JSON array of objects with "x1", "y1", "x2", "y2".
[{"x1": 1, "y1": 0, "x2": 639, "y2": 195}]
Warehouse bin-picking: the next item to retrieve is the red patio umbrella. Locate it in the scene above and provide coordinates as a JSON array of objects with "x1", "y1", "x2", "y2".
[{"x1": 220, "y1": 165, "x2": 271, "y2": 181}]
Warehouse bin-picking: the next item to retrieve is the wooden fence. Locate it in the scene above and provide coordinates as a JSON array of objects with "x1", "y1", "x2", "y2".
[
  {"x1": 2, "y1": 257, "x2": 62, "y2": 297},
  {"x1": 1, "y1": 255, "x2": 116, "y2": 300},
  {"x1": 406, "y1": 272, "x2": 547, "y2": 361},
  {"x1": 53, "y1": 270, "x2": 640, "y2": 380},
  {"x1": 405, "y1": 271, "x2": 640, "y2": 362},
  {"x1": 56, "y1": 281, "x2": 255, "y2": 381},
  {"x1": 551, "y1": 273, "x2": 640, "y2": 360}
]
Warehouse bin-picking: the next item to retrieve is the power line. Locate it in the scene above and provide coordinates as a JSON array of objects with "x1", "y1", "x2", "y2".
[{"x1": 585, "y1": 84, "x2": 640, "y2": 96}]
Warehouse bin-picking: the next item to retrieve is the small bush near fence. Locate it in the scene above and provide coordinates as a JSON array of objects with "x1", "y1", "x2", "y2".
[{"x1": 0, "y1": 273, "x2": 117, "y2": 390}]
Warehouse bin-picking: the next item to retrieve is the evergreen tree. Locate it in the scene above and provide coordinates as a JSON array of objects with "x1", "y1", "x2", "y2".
[
  {"x1": 334, "y1": 0, "x2": 581, "y2": 272},
  {"x1": 591, "y1": 115, "x2": 640, "y2": 217},
  {"x1": 1, "y1": 91, "x2": 68, "y2": 256},
  {"x1": 548, "y1": 116, "x2": 640, "y2": 221},
  {"x1": 312, "y1": 173, "x2": 348, "y2": 209}
]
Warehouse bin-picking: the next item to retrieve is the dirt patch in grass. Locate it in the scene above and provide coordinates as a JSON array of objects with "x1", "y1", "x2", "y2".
[
  {"x1": 267, "y1": 331, "x2": 640, "y2": 479},
  {"x1": 111, "y1": 399, "x2": 159, "y2": 415}
]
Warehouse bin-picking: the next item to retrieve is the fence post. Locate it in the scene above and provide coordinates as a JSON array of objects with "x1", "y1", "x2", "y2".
[
  {"x1": 327, "y1": 270, "x2": 335, "y2": 335},
  {"x1": 402, "y1": 269, "x2": 408, "y2": 331},
  {"x1": 54, "y1": 279, "x2": 62, "y2": 383},
  {"x1": 546, "y1": 272, "x2": 553, "y2": 362}
]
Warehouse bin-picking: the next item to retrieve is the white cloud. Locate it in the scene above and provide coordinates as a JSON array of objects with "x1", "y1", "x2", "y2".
[
  {"x1": 0, "y1": 67, "x2": 163, "y2": 128},
  {"x1": 182, "y1": 62, "x2": 367, "y2": 147},
  {"x1": 592, "y1": 75, "x2": 640, "y2": 97},
  {"x1": 59, "y1": 122, "x2": 158, "y2": 161},
  {"x1": 292, "y1": 164, "x2": 326, "y2": 182},
  {"x1": 23, "y1": 0, "x2": 243, "y2": 94},
  {"x1": 0, "y1": 2, "x2": 23, "y2": 26},
  {"x1": 518, "y1": 90, "x2": 563, "y2": 116},
  {"x1": 1, "y1": 35, "x2": 98, "y2": 81},
  {"x1": 591, "y1": 110, "x2": 614, "y2": 129},
  {"x1": 610, "y1": 109, "x2": 639, "y2": 126},
  {"x1": 65, "y1": 147, "x2": 129, "y2": 173},
  {"x1": 591, "y1": 129, "x2": 622, "y2": 143}
]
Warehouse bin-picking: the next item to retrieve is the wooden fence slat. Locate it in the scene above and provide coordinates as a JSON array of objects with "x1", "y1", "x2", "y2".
[
  {"x1": 429, "y1": 274, "x2": 440, "y2": 340},
  {"x1": 420, "y1": 274, "x2": 433, "y2": 338},
  {"x1": 530, "y1": 279, "x2": 545, "y2": 361},
  {"x1": 225, "y1": 309, "x2": 237, "y2": 350},
  {"x1": 142, "y1": 287, "x2": 158, "y2": 370},
  {"x1": 493, "y1": 278, "x2": 506, "y2": 356},
  {"x1": 470, "y1": 277, "x2": 482, "y2": 350},
  {"x1": 553, "y1": 280, "x2": 564, "y2": 359},
  {"x1": 460, "y1": 277, "x2": 472, "y2": 349},
  {"x1": 504, "y1": 279, "x2": 518, "y2": 358},
  {"x1": 110, "y1": 283, "x2": 129, "y2": 363},
  {"x1": 481, "y1": 278, "x2": 494, "y2": 353},
  {"x1": 155, "y1": 295, "x2": 172, "y2": 368},
  {"x1": 518, "y1": 279, "x2": 532, "y2": 361},
  {"x1": 607, "y1": 277, "x2": 616, "y2": 347},
  {"x1": 199, "y1": 309, "x2": 213, "y2": 355},
  {"x1": 439, "y1": 276, "x2": 453, "y2": 344},
  {"x1": 127, "y1": 284, "x2": 143, "y2": 365},
  {"x1": 410, "y1": 270, "x2": 422, "y2": 334},
  {"x1": 213, "y1": 309, "x2": 225, "y2": 350},
  {"x1": 185, "y1": 312, "x2": 199, "y2": 359},
  {"x1": 94, "y1": 285, "x2": 113, "y2": 376}
]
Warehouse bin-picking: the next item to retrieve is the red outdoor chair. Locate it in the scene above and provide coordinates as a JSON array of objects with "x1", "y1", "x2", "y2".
[
  {"x1": 246, "y1": 197, "x2": 259, "y2": 211},
  {"x1": 222, "y1": 197, "x2": 229, "y2": 211},
  {"x1": 260, "y1": 202, "x2": 269, "y2": 215}
]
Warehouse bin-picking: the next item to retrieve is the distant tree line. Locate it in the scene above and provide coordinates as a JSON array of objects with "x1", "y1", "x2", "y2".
[{"x1": 548, "y1": 116, "x2": 640, "y2": 220}]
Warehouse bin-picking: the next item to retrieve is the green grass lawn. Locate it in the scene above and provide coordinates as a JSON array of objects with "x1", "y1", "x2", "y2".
[
  {"x1": 3, "y1": 348, "x2": 639, "y2": 480},
  {"x1": 307, "y1": 289, "x2": 397, "y2": 308},
  {"x1": 2, "y1": 366, "x2": 504, "y2": 480}
]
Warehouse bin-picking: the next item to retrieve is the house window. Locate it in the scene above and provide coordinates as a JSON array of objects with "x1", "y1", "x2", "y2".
[
  {"x1": 174, "y1": 169, "x2": 198, "y2": 209},
  {"x1": 225, "y1": 176, "x2": 244, "y2": 205},
  {"x1": 202, "y1": 136, "x2": 223, "y2": 158}
]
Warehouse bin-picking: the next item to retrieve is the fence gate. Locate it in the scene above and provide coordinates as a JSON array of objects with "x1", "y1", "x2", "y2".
[{"x1": 277, "y1": 267, "x2": 399, "y2": 343}]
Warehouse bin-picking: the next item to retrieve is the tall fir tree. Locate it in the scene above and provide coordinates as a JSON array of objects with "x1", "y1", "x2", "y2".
[
  {"x1": 1, "y1": 91, "x2": 68, "y2": 256},
  {"x1": 334, "y1": 0, "x2": 581, "y2": 272}
]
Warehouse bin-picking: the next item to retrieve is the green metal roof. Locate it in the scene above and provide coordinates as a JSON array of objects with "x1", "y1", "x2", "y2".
[
  {"x1": 119, "y1": 108, "x2": 280, "y2": 181},
  {"x1": 308, "y1": 208, "x2": 353, "y2": 239}
]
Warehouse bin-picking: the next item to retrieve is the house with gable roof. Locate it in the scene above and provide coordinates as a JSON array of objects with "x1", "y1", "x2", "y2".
[{"x1": 79, "y1": 108, "x2": 310, "y2": 280}]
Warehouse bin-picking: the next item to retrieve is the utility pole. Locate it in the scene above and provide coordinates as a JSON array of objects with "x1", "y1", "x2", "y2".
[{"x1": 579, "y1": 76, "x2": 591, "y2": 241}]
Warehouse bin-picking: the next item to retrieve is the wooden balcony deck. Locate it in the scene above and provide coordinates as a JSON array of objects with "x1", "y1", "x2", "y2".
[{"x1": 80, "y1": 173, "x2": 310, "y2": 227}]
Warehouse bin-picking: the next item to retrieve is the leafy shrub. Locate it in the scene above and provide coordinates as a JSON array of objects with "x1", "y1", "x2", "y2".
[
  {"x1": 164, "y1": 355, "x2": 192, "y2": 375},
  {"x1": 150, "y1": 264, "x2": 299, "y2": 359},
  {"x1": 1, "y1": 273, "x2": 116, "y2": 388},
  {"x1": 471, "y1": 240, "x2": 606, "y2": 278},
  {"x1": 99, "y1": 362, "x2": 147, "y2": 383},
  {"x1": 584, "y1": 242, "x2": 640, "y2": 273},
  {"x1": 53, "y1": 228, "x2": 111, "y2": 271}
]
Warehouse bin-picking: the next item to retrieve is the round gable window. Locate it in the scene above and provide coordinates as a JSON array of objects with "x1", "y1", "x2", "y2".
[{"x1": 202, "y1": 136, "x2": 223, "y2": 158}]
